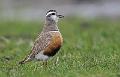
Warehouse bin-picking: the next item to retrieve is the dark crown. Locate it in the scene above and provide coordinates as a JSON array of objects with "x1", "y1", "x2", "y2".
[{"x1": 46, "y1": 10, "x2": 57, "y2": 14}]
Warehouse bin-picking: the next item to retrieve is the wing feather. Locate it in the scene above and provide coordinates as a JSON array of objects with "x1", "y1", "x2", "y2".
[{"x1": 29, "y1": 32, "x2": 52, "y2": 58}]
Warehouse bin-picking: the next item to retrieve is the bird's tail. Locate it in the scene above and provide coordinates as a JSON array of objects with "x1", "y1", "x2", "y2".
[{"x1": 19, "y1": 55, "x2": 32, "y2": 64}]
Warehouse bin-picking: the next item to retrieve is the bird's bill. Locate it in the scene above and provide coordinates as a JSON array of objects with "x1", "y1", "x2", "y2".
[{"x1": 57, "y1": 15, "x2": 64, "y2": 18}]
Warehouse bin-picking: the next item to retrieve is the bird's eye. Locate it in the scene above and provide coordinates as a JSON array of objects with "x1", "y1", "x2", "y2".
[{"x1": 51, "y1": 13, "x2": 55, "y2": 15}]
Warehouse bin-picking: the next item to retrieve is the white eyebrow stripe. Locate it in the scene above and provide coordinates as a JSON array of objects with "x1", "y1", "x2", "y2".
[{"x1": 46, "y1": 12, "x2": 56, "y2": 16}]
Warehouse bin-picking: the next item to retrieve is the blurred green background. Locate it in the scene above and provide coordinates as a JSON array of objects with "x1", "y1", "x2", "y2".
[{"x1": 0, "y1": 0, "x2": 120, "y2": 77}]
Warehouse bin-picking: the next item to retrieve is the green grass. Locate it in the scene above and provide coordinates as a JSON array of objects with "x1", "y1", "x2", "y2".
[{"x1": 0, "y1": 18, "x2": 120, "y2": 77}]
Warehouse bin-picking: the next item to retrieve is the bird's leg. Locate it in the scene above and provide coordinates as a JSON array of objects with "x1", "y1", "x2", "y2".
[
  {"x1": 43, "y1": 61, "x2": 47, "y2": 67},
  {"x1": 43, "y1": 61, "x2": 45, "y2": 65},
  {"x1": 45, "y1": 61, "x2": 47, "y2": 66},
  {"x1": 43, "y1": 61, "x2": 47, "y2": 66}
]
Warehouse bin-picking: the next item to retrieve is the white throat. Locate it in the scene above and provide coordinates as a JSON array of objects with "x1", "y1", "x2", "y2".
[{"x1": 51, "y1": 15, "x2": 58, "y2": 22}]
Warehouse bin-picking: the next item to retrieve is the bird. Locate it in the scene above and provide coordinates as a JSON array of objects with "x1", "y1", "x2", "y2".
[{"x1": 19, "y1": 10, "x2": 64, "y2": 65}]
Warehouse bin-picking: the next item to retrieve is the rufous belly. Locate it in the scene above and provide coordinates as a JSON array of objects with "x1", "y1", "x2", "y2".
[{"x1": 43, "y1": 32, "x2": 63, "y2": 56}]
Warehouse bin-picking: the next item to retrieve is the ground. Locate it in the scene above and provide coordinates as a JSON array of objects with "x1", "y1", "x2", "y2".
[{"x1": 0, "y1": 17, "x2": 120, "y2": 77}]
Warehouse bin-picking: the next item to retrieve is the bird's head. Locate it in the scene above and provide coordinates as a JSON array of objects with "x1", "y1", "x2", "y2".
[{"x1": 46, "y1": 10, "x2": 64, "y2": 22}]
